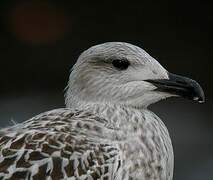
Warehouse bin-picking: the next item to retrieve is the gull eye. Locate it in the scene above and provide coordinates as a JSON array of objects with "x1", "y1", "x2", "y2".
[{"x1": 112, "y1": 59, "x2": 130, "y2": 70}]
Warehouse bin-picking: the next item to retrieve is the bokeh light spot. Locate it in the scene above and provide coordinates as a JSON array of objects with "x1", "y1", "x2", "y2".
[{"x1": 6, "y1": 1, "x2": 71, "y2": 44}]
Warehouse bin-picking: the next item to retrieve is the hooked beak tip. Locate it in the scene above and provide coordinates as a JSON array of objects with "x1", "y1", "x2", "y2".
[{"x1": 145, "y1": 72, "x2": 205, "y2": 103}]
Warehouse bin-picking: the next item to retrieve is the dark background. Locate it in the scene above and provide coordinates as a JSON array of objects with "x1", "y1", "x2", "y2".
[{"x1": 0, "y1": 0, "x2": 212, "y2": 179}]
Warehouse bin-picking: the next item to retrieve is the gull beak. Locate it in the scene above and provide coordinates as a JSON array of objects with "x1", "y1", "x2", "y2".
[{"x1": 145, "y1": 73, "x2": 205, "y2": 103}]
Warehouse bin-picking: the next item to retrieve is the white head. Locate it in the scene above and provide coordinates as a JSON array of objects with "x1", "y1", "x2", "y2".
[{"x1": 65, "y1": 42, "x2": 204, "y2": 109}]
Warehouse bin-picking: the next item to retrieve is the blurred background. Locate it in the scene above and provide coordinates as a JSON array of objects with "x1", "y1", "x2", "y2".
[{"x1": 0, "y1": 0, "x2": 212, "y2": 179}]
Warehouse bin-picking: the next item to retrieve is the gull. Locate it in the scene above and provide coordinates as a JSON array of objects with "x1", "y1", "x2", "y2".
[{"x1": 0, "y1": 42, "x2": 204, "y2": 180}]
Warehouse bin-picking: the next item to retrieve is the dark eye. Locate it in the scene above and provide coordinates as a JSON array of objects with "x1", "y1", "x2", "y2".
[{"x1": 112, "y1": 59, "x2": 130, "y2": 70}]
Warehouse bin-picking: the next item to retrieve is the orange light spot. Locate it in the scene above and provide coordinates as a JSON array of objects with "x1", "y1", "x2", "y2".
[{"x1": 6, "y1": 1, "x2": 71, "y2": 44}]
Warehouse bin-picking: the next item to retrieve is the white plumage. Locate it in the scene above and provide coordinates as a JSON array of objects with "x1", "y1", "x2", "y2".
[{"x1": 0, "y1": 42, "x2": 204, "y2": 180}]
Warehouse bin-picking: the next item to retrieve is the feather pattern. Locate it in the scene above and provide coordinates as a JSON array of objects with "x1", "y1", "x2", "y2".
[{"x1": 0, "y1": 105, "x2": 173, "y2": 180}]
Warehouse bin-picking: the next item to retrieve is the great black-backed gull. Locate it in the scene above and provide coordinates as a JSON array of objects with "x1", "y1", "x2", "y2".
[{"x1": 0, "y1": 42, "x2": 204, "y2": 179}]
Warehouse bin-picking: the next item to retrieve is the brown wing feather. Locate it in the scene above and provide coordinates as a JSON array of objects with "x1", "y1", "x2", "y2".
[{"x1": 0, "y1": 109, "x2": 121, "y2": 179}]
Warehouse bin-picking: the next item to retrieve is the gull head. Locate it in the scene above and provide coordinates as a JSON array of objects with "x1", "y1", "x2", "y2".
[{"x1": 66, "y1": 42, "x2": 205, "y2": 108}]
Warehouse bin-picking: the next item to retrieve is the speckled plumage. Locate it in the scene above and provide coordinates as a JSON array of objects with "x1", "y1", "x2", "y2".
[
  {"x1": 0, "y1": 42, "x2": 181, "y2": 180},
  {"x1": 0, "y1": 105, "x2": 173, "y2": 180}
]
